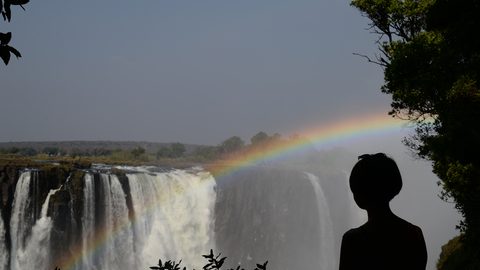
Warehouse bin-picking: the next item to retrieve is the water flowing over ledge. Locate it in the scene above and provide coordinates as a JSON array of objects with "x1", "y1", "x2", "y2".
[{"x1": 0, "y1": 164, "x2": 353, "y2": 270}]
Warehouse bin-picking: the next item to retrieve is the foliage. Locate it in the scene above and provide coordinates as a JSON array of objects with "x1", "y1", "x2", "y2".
[
  {"x1": 192, "y1": 145, "x2": 219, "y2": 161},
  {"x1": 17, "y1": 147, "x2": 36, "y2": 156},
  {"x1": 131, "y1": 146, "x2": 146, "y2": 158},
  {"x1": 219, "y1": 136, "x2": 245, "y2": 154},
  {"x1": 151, "y1": 259, "x2": 186, "y2": 270},
  {"x1": 150, "y1": 250, "x2": 268, "y2": 270},
  {"x1": 1, "y1": 131, "x2": 290, "y2": 164},
  {"x1": 43, "y1": 147, "x2": 61, "y2": 156},
  {"x1": 156, "y1": 143, "x2": 186, "y2": 159},
  {"x1": 156, "y1": 147, "x2": 172, "y2": 159},
  {"x1": 250, "y1": 132, "x2": 269, "y2": 146},
  {"x1": 52, "y1": 250, "x2": 268, "y2": 270},
  {"x1": 1, "y1": 146, "x2": 37, "y2": 156},
  {"x1": 170, "y1": 143, "x2": 186, "y2": 158},
  {"x1": 0, "y1": 31, "x2": 21, "y2": 64},
  {"x1": 437, "y1": 235, "x2": 480, "y2": 270},
  {"x1": 1, "y1": 0, "x2": 28, "y2": 65},
  {"x1": 351, "y1": 0, "x2": 480, "y2": 264}
]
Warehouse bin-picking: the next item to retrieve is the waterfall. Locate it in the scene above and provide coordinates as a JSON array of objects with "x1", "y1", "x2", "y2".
[
  {"x1": 68, "y1": 169, "x2": 215, "y2": 270},
  {"x1": 128, "y1": 170, "x2": 217, "y2": 269},
  {"x1": 20, "y1": 186, "x2": 61, "y2": 269},
  {"x1": 90, "y1": 174, "x2": 134, "y2": 270},
  {"x1": 80, "y1": 173, "x2": 95, "y2": 270},
  {"x1": 10, "y1": 171, "x2": 33, "y2": 270},
  {"x1": 2, "y1": 166, "x2": 343, "y2": 270},
  {"x1": 0, "y1": 205, "x2": 7, "y2": 269},
  {"x1": 305, "y1": 172, "x2": 336, "y2": 270},
  {"x1": 10, "y1": 170, "x2": 60, "y2": 270},
  {"x1": 214, "y1": 167, "x2": 336, "y2": 270}
]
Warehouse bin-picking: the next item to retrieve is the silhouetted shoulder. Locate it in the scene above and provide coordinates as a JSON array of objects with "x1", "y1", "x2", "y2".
[{"x1": 339, "y1": 218, "x2": 427, "y2": 270}]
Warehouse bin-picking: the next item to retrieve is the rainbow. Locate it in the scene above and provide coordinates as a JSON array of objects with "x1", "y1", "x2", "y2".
[
  {"x1": 207, "y1": 112, "x2": 409, "y2": 177},
  {"x1": 57, "y1": 112, "x2": 410, "y2": 270}
]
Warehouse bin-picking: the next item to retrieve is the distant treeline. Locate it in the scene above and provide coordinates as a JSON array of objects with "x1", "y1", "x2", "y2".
[{"x1": 0, "y1": 132, "x2": 306, "y2": 163}]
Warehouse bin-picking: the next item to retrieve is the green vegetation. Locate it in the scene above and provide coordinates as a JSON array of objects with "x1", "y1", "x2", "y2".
[
  {"x1": 192, "y1": 146, "x2": 219, "y2": 161},
  {"x1": 351, "y1": 0, "x2": 480, "y2": 267},
  {"x1": 250, "y1": 132, "x2": 269, "y2": 146},
  {"x1": 157, "y1": 143, "x2": 187, "y2": 159},
  {"x1": 0, "y1": 132, "x2": 299, "y2": 166},
  {"x1": 436, "y1": 234, "x2": 480, "y2": 270},
  {"x1": 131, "y1": 146, "x2": 146, "y2": 158},
  {"x1": 219, "y1": 136, "x2": 245, "y2": 154}
]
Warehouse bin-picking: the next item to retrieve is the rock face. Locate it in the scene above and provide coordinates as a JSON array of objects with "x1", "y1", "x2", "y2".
[
  {"x1": 0, "y1": 163, "x2": 83, "y2": 270},
  {"x1": 0, "y1": 164, "x2": 71, "y2": 256}
]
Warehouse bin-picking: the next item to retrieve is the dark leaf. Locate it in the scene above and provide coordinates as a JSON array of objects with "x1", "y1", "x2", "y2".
[
  {"x1": 255, "y1": 261, "x2": 268, "y2": 270},
  {"x1": 7, "y1": 45, "x2": 21, "y2": 58},
  {"x1": 9, "y1": 0, "x2": 29, "y2": 5},
  {"x1": 0, "y1": 32, "x2": 12, "y2": 45},
  {"x1": 0, "y1": 47, "x2": 11, "y2": 65},
  {"x1": 4, "y1": 1, "x2": 10, "y2": 21},
  {"x1": 217, "y1": 257, "x2": 226, "y2": 268}
]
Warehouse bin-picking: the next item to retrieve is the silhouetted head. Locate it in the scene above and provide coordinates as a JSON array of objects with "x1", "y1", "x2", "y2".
[{"x1": 349, "y1": 153, "x2": 402, "y2": 210}]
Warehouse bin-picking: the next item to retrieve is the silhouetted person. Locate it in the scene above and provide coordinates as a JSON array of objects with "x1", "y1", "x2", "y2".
[{"x1": 339, "y1": 153, "x2": 427, "y2": 270}]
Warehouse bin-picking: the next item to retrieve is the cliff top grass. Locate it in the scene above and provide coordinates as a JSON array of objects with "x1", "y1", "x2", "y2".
[{"x1": 0, "y1": 153, "x2": 204, "y2": 170}]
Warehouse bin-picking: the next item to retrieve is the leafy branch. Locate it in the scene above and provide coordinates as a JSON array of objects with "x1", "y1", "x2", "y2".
[
  {"x1": 54, "y1": 250, "x2": 268, "y2": 270},
  {"x1": 150, "y1": 250, "x2": 268, "y2": 270},
  {"x1": 0, "y1": 31, "x2": 21, "y2": 64},
  {"x1": 1, "y1": 0, "x2": 29, "y2": 65}
]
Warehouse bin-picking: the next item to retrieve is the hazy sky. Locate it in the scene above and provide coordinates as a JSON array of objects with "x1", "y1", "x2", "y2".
[
  {"x1": 0, "y1": 1, "x2": 460, "y2": 268},
  {"x1": 0, "y1": 0, "x2": 389, "y2": 144}
]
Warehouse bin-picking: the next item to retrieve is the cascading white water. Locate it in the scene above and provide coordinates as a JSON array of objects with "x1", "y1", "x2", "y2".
[
  {"x1": 80, "y1": 173, "x2": 95, "y2": 270},
  {"x1": 19, "y1": 186, "x2": 61, "y2": 269},
  {"x1": 10, "y1": 171, "x2": 33, "y2": 270},
  {"x1": 91, "y1": 174, "x2": 135, "y2": 270},
  {"x1": 128, "y1": 170, "x2": 217, "y2": 270},
  {"x1": 10, "y1": 170, "x2": 60, "y2": 270},
  {"x1": 0, "y1": 205, "x2": 7, "y2": 270},
  {"x1": 3, "y1": 166, "x2": 340, "y2": 270},
  {"x1": 71, "y1": 169, "x2": 216, "y2": 270},
  {"x1": 305, "y1": 172, "x2": 336, "y2": 270}
]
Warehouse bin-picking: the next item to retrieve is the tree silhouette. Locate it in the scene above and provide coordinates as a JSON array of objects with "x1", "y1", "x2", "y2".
[
  {"x1": 1, "y1": 0, "x2": 29, "y2": 65},
  {"x1": 54, "y1": 250, "x2": 268, "y2": 270},
  {"x1": 150, "y1": 250, "x2": 268, "y2": 270},
  {"x1": 351, "y1": 0, "x2": 480, "y2": 268}
]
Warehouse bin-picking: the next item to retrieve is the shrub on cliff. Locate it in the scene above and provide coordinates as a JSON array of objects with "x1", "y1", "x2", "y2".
[{"x1": 437, "y1": 235, "x2": 480, "y2": 270}]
